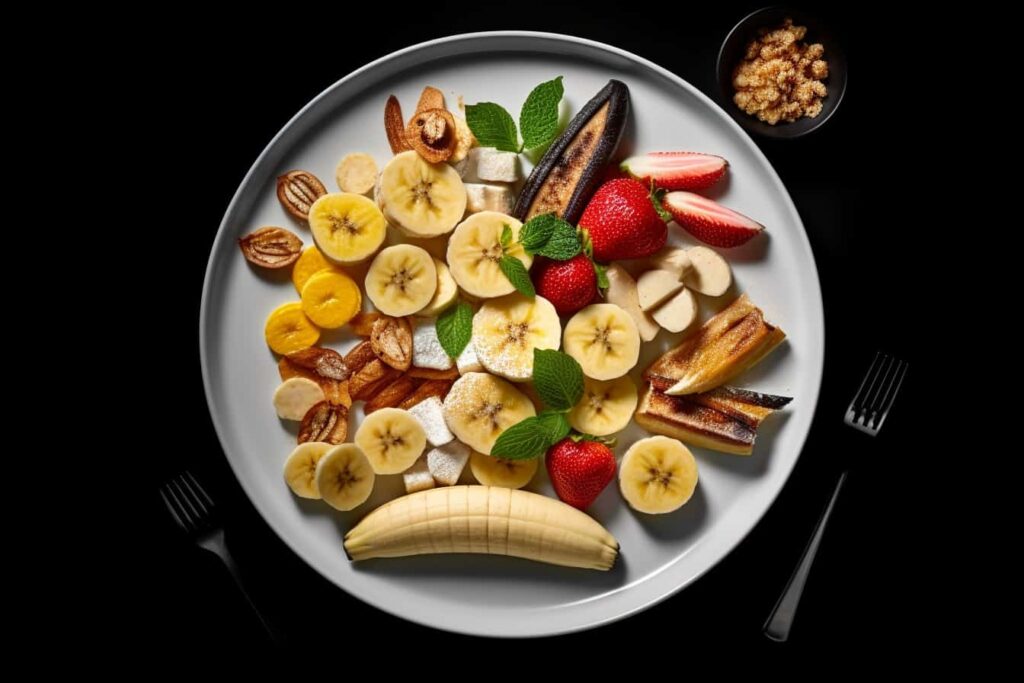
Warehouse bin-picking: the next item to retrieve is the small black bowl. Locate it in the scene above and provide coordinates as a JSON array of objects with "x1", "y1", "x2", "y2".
[{"x1": 716, "y1": 6, "x2": 846, "y2": 139}]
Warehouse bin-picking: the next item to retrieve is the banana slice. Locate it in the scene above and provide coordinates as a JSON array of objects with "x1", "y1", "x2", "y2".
[
  {"x1": 273, "y1": 377, "x2": 326, "y2": 420},
  {"x1": 283, "y1": 442, "x2": 333, "y2": 499},
  {"x1": 265, "y1": 302, "x2": 319, "y2": 355},
  {"x1": 292, "y1": 246, "x2": 337, "y2": 293},
  {"x1": 300, "y1": 270, "x2": 361, "y2": 329},
  {"x1": 335, "y1": 152, "x2": 378, "y2": 195},
  {"x1": 308, "y1": 193, "x2": 387, "y2": 264},
  {"x1": 473, "y1": 294, "x2": 561, "y2": 381},
  {"x1": 315, "y1": 443, "x2": 376, "y2": 511},
  {"x1": 447, "y1": 212, "x2": 532, "y2": 298},
  {"x1": 568, "y1": 375, "x2": 638, "y2": 436},
  {"x1": 469, "y1": 450, "x2": 538, "y2": 489},
  {"x1": 442, "y1": 372, "x2": 536, "y2": 454},
  {"x1": 563, "y1": 303, "x2": 640, "y2": 380},
  {"x1": 364, "y1": 244, "x2": 437, "y2": 316},
  {"x1": 418, "y1": 257, "x2": 459, "y2": 316},
  {"x1": 378, "y1": 150, "x2": 467, "y2": 237},
  {"x1": 354, "y1": 407, "x2": 427, "y2": 474},
  {"x1": 619, "y1": 436, "x2": 698, "y2": 514}
]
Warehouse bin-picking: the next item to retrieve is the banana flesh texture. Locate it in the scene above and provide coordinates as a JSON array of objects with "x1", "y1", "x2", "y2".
[
  {"x1": 378, "y1": 151, "x2": 467, "y2": 237},
  {"x1": 345, "y1": 485, "x2": 618, "y2": 570}
]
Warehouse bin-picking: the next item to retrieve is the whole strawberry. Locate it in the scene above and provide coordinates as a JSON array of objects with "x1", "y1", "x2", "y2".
[
  {"x1": 546, "y1": 438, "x2": 617, "y2": 510},
  {"x1": 579, "y1": 178, "x2": 668, "y2": 261},
  {"x1": 532, "y1": 254, "x2": 597, "y2": 315}
]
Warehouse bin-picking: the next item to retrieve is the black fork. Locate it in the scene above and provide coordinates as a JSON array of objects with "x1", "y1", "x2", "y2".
[
  {"x1": 764, "y1": 353, "x2": 908, "y2": 642},
  {"x1": 160, "y1": 471, "x2": 276, "y2": 642}
]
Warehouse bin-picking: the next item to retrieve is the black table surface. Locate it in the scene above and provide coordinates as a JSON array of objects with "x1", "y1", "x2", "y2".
[{"x1": 139, "y1": 3, "x2": 920, "y2": 657}]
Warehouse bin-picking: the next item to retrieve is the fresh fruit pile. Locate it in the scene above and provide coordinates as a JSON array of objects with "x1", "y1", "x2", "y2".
[{"x1": 237, "y1": 78, "x2": 790, "y2": 571}]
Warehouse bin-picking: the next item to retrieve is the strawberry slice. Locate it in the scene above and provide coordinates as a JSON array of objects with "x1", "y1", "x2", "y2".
[
  {"x1": 621, "y1": 152, "x2": 728, "y2": 191},
  {"x1": 662, "y1": 191, "x2": 764, "y2": 248}
]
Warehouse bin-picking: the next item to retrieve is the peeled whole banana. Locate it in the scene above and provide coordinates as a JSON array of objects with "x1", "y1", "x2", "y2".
[{"x1": 344, "y1": 485, "x2": 618, "y2": 570}]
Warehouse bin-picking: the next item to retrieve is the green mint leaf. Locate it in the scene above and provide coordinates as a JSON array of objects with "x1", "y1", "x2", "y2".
[
  {"x1": 491, "y1": 416, "x2": 550, "y2": 460},
  {"x1": 532, "y1": 348, "x2": 584, "y2": 411},
  {"x1": 536, "y1": 222, "x2": 581, "y2": 260},
  {"x1": 500, "y1": 224, "x2": 513, "y2": 248},
  {"x1": 519, "y1": 76, "x2": 564, "y2": 150},
  {"x1": 594, "y1": 262, "x2": 609, "y2": 290},
  {"x1": 499, "y1": 255, "x2": 535, "y2": 297},
  {"x1": 519, "y1": 213, "x2": 559, "y2": 253},
  {"x1": 436, "y1": 301, "x2": 473, "y2": 358},
  {"x1": 651, "y1": 187, "x2": 672, "y2": 223},
  {"x1": 465, "y1": 103, "x2": 519, "y2": 153},
  {"x1": 536, "y1": 410, "x2": 571, "y2": 444}
]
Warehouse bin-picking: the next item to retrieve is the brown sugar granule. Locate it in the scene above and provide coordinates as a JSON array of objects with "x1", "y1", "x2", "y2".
[{"x1": 732, "y1": 18, "x2": 829, "y2": 125}]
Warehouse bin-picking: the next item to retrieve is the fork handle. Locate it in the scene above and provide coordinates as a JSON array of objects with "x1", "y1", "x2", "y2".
[
  {"x1": 763, "y1": 470, "x2": 848, "y2": 642},
  {"x1": 201, "y1": 532, "x2": 279, "y2": 643}
]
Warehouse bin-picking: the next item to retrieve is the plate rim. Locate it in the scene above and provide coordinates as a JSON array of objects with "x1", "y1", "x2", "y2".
[{"x1": 199, "y1": 30, "x2": 825, "y2": 637}]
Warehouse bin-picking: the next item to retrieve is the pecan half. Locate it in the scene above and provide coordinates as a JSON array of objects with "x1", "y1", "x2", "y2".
[
  {"x1": 364, "y1": 375, "x2": 419, "y2": 413},
  {"x1": 407, "y1": 366, "x2": 460, "y2": 380},
  {"x1": 415, "y1": 86, "x2": 445, "y2": 115},
  {"x1": 238, "y1": 227, "x2": 302, "y2": 268},
  {"x1": 279, "y1": 356, "x2": 352, "y2": 407},
  {"x1": 349, "y1": 311, "x2": 381, "y2": 337},
  {"x1": 349, "y1": 358, "x2": 393, "y2": 398},
  {"x1": 385, "y1": 95, "x2": 412, "y2": 154},
  {"x1": 286, "y1": 347, "x2": 349, "y2": 381},
  {"x1": 276, "y1": 170, "x2": 327, "y2": 220},
  {"x1": 298, "y1": 401, "x2": 348, "y2": 444},
  {"x1": 406, "y1": 108, "x2": 458, "y2": 163},
  {"x1": 370, "y1": 316, "x2": 413, "y2": 371},
  {"x1": 343, "y1": 340, "x2": 377, "y2": 374},
  {"x1": 398, "y1": 379, "x2": 454, "y2": 409}
]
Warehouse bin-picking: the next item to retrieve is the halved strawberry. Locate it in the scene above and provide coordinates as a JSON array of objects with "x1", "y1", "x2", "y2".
[
  {"x1": 621, "y1": 152, "x2": 728, "y2": 191},
  {"x1": 662, "y1": 191, "x2": 764, "y2": 248}
]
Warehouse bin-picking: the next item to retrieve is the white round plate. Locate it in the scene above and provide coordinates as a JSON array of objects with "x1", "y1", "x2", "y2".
[{"x1": 200, "y1": 31, "x2": 824, "y2": 637}]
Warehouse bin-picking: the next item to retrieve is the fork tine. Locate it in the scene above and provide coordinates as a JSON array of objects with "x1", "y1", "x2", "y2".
[
  {"x1": 164, "y1": 481, "x2": 195, "y2": 530},
  {"x1": 178, "y1": 473, "x2": 209, "y2": 518},
  {"x1": 185, "y1": 471, "x2": 215, "y2": 512},
  {"x1": 171, "y1": 477, "x2": 203, "y2": 524},
  {"x1": 160, "y1": 487, "x2": 187, "y2": 530},
  {"x1": 864, "y1": 355, "x2": 896, "y2": 413},
  {"x1": 873, "y1": 360, "x2": 908, "y2": 431},
  {"x1": 849, "y1": 352, "x2": 882, "y2": 415}
]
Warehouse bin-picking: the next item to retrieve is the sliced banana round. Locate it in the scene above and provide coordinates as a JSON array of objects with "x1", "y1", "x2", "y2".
[
  {"x1": 473, "y1": 294, "x2": 561, "y2": 381},
  {"x1": 469, "y1": 450, "x2": 538, "y2": 489},
  {"x1": 442, "y1": 372, "x2": 536, "y2": 455},
  {"x1": 283, "y1": 442, "x2": 333, "y2": 499},
  {"x1": 568, "y1": 375, "x2": 638, "y2": 436},
  {"x1": 315, "y1": 443, "x2": 376, "y2": 511},
  {"x1": 354, "y1": 407, "x2": 427, "y2": 474},
  {"x1": 308, "y1": 193, "x2": 386, "y2": 264},
  {"x1": 447, "y1": 212, "x2": 532, "y2": 298},
  {"x1": 619, "y1": 436, "x2": 698, "y2": 514},
  {"x1": 377, "y1": 150, "x2": 467, "y2": 237},
  {"x1": 365, "y1": 244, "x2": 437, "y2": 316},
  {"x1": 418, "y1": 257, "x2": 459, "y2": 317},
  {"x1": 273, "y1": 377, "x2": 326, "y2": 420},
  {"x1": 563, "y1": 303, "x2": 641, "y2": 380}
]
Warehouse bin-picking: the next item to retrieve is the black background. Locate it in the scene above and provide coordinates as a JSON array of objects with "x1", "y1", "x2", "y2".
[{"x1": 136, "y1": 2, "x2": 921, "y2": 659}]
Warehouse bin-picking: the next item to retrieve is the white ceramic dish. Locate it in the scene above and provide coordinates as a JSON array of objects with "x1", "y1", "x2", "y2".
[{"x1": 200, "y1": 31, "x2": 824, "y2": 637}]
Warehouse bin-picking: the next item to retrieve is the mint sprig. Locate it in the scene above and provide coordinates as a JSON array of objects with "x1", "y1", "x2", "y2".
[
  {"x1": 489, "y1": 348, "x2": 586, "y2": 460},
  {"x1": 465, "y1": 76, "x2": 565, "y2": 154},
  {"x1": 518, "y1": 213, "x2": 581, "y2": 261},
  {"x1": 436, "y1": 301, "x2": 473, "y2": 358},
  {"x1": 499, "y1": 255, "x2": 535, "y2": 297}
]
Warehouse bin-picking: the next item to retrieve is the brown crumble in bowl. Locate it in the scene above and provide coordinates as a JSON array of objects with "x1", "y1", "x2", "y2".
[{"x1": 732, "y1": 18, "x2": 829, "y2": 125}]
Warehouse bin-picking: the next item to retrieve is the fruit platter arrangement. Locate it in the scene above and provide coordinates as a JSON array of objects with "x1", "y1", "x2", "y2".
[{"x1": 238, "y1": 76, "x2": 791, "y2": 572}]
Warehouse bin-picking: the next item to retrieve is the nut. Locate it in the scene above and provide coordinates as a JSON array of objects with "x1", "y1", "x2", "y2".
[
  {"x1": 276, "y1": 170, "x2": 327, "y2": 220},
  {"x1": 298, "y1": 401, "x2": 348, "y2": 444},
  {"x1": 414, "y1": 86, "x2": 445, "y2": 115},
  {"x1": 349, "y1": 358, "x2": 392, "y2": 398},
  {"x1": 349, "y1": 311, "x2": 381, "y2": 337},
  {"x1": 385, "y1": 95, "x2": 412, "y2": 154},
  {"x1": 286, "y1": 347, "x2": 349, "y2": 381},
  {"x1": 405, "y1": 108, "x2": 458, "y2": 163},
  {"x1": 364, "y1": 375, "x2": 419, "y2": 413},
  {"x1": 238, "y1": 227, "x2": 302, "y2": 268},
  {"x1": 407, "y1": 366, "x2": 460, "y2": 380},
  {"x1": 278, "y1": 357, "x2": 350, "y2": 406},
  {"x1": 370, "y1": 316, "x2": 413, "y2": 371},
  {"x1": 343, "y1": 340, "x2": 377, "y2": 374},
  {"x1": 398, "y1": 379, "x2": 454, "y2": 409}
]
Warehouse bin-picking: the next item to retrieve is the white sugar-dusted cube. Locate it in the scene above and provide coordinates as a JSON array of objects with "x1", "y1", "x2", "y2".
[
  {"x1": 464, "y1": 183, "x2": 515, "y2": 214},
  {"x1": 458, "y1": 147, "x2": 520, "y2": 183},
  {"x1": 456, "y1": 341, "x2": 483, "y2": 374},
  {"x1": 427, "y1": 441, "x2": 471, "y2": 486},
  {"x1": 403, "y1": 455, "x2": 435, "y2": 494},
  {"x1": 412, "y1": 321, "x2": 454, "y2": 370},
  {"x1": 408, "y1": 396, "x2": 454, "y2": 446}
]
